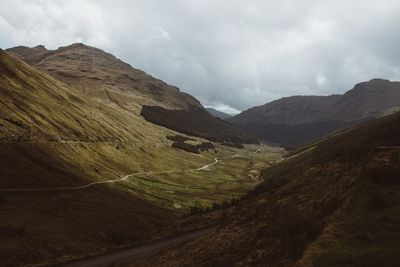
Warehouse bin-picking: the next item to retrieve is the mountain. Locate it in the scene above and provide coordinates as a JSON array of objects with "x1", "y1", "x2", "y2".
[
  {"x1": 0, "y1": 48, "x2": 179, "y2": 266},
  {"x1": 0, "y1": 47, "x2": 147, "y2": 142},
  {"x1": 135, "y1": 111, "x2": 400, "y2": 267},
  {"x1": 7, "y1": 44, "x2": 256, "y2": 145},
  {"x1": 6, "y1": 44, "x2": 200, "y2": 110},
  {"x1": 206, "y1": 107, "x2": 233, "y2": 119},
  {"x1": 228, "y1": 79, "x2": 400, "y2": 148}
]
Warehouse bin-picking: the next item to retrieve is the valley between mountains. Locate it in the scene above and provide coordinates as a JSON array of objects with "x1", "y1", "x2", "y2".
[
  {"x1": 1, "y1": 43, "x2": 400, "y2": 267},
  {"x1": 0, "y1": 44, "x2": 279, "y2": 266}
]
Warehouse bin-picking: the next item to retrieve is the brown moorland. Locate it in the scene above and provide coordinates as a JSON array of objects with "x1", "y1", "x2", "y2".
[{"x1": 134, "y1": 111, "x2": 400, "y2": 267}]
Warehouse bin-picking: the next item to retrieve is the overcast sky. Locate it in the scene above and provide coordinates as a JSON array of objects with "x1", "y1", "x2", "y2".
[{"x1": 1, "y1": 0, "x2": 400, "y2": 113}]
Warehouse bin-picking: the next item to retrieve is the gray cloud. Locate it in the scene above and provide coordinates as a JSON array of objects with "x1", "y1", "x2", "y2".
[{"x1": 1, "y1": 0, "x2": 400, "y2": 112}]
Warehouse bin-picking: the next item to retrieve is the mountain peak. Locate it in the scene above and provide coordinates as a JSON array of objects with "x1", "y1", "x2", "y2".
[
  {"x1": 33, "y1": 45, "x2": 47, "y2": 51},
  {"x1": 348, "y1": 79, "x2": 396, "y2": 96},
  {"x1": 62, "y1": 42, "x2": 92, "y2": 49},
  {"x1": 55, "y1": 43, "x2": 102, "y2": 53},
  {"x1": 368, "y1": 78, "x2": 391, "y2": 83}
]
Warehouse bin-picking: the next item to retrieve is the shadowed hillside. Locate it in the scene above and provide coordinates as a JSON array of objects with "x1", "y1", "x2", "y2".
[
  {"x1": 229, "y1": 79, "x2": 400, "y2": 148},
  {"x1": 134, "y1": 111, "x2": 400, "y2": 267},
  {"x1": 141, "y1": 105, "x2": 257, "y2": 144}
]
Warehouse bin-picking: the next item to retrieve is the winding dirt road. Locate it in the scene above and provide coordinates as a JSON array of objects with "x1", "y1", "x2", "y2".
[
  {"x1": 56, "y1": 225, "x2": 219, "y2": 267},
  {"x1": 0, "y1": 154, "x2": 240, "y2": 192},
  {"x1": 2, "y1": 154, "x2": 240, "y2": 265}
]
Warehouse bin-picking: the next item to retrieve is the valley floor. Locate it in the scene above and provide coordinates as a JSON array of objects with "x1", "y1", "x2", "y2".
[{"x1": 0, "y1": 141, "x2": 282, "y2": 266}]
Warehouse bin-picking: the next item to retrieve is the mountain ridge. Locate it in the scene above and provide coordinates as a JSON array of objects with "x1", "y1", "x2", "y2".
[
  {"x1": 6, "y1": 43, "x2": 256, "y2": 144},
  {"x1": 228, "y1": 79, "x2": 400, "y2": 148},
  {"x1": 6, "y1": 43, "x2": 201, "y2": 111}
]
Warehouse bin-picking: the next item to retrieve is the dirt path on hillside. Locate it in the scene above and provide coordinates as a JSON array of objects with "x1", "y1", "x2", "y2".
[
  {"x1": 0, "y1": 154, "x2": 241, "y2": 192},
  {"x1": 56, "y1": 225, "x2": 218, "y2": 267}
]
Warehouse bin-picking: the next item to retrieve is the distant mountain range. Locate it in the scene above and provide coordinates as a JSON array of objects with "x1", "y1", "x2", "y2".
[
  {"x1": 206, "y1": 108, "x2": 233, "y2": 119},
  {"x1": 228, "y1": 78, "x2": 400, "y2": 148}
]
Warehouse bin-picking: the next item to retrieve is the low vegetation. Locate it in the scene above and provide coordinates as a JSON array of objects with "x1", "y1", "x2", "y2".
[
  {"x1": 134, "y1": 112, "x2": 400, "y2": 267},
  {"x1": 167, "y1": 135, "x2": 215, "y2": 154},
  {"x1": 166, "y1": 134, "x2": 194, "y2": 143}
]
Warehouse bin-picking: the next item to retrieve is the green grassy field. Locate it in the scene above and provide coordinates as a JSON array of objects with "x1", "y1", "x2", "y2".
[{"x1": 106, "y1": 143, "x2": 283, "y2": 212}]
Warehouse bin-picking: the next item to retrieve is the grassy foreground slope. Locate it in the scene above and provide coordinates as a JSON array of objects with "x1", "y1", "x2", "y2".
[
  {"x1": 0, "y1": 49, "x2": 178, "y2": 266},
  {"x1": 134, "y1": 112, "x2": 400, "y2": 267}
]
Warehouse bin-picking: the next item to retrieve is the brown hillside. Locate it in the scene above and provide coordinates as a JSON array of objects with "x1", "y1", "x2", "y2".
[
  {"x1": 134, "y1": 112, "x2": 400, "y2": 267},
  {"x1": 7, "y1": 43, "x2": 201, "y2": 110},
  {"x1": 6, "y1": 44, "x2": 255, "y2": 144},
  {"x1": 229, "y1": 79, "x2": 400, "y2": 148}
]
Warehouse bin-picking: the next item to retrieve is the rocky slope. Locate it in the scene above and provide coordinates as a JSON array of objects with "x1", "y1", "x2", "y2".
[
  {"x1": 135, "y1": 111, "x2": 400, "y2": 267},
  {"x1": 7, "y1": 44, "x2": 254, "y2": 144},
  {"x1": 228, "y1": 79, "x2": 400, "y2": 148}
]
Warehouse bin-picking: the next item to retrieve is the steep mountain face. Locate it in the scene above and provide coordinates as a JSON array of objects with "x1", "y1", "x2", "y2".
[
  {"x1": 228, "y1": 79, "x2": 400, "y2": 148},
  {"x1": 0, "y1": 48, "x2": 144, "y2": 142},
  {"x1": 6, "y1": 44, "x2": 201, "y2": 110},
  {"x1": 136, "y1": 111, "x2": 400, "y2": 267},
  {"x1": 7, "y1": 44, "x2": 254, "y2": 144},
  {"x1": 206, "y1": 108, "x2": 233, "y2": 119}
]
